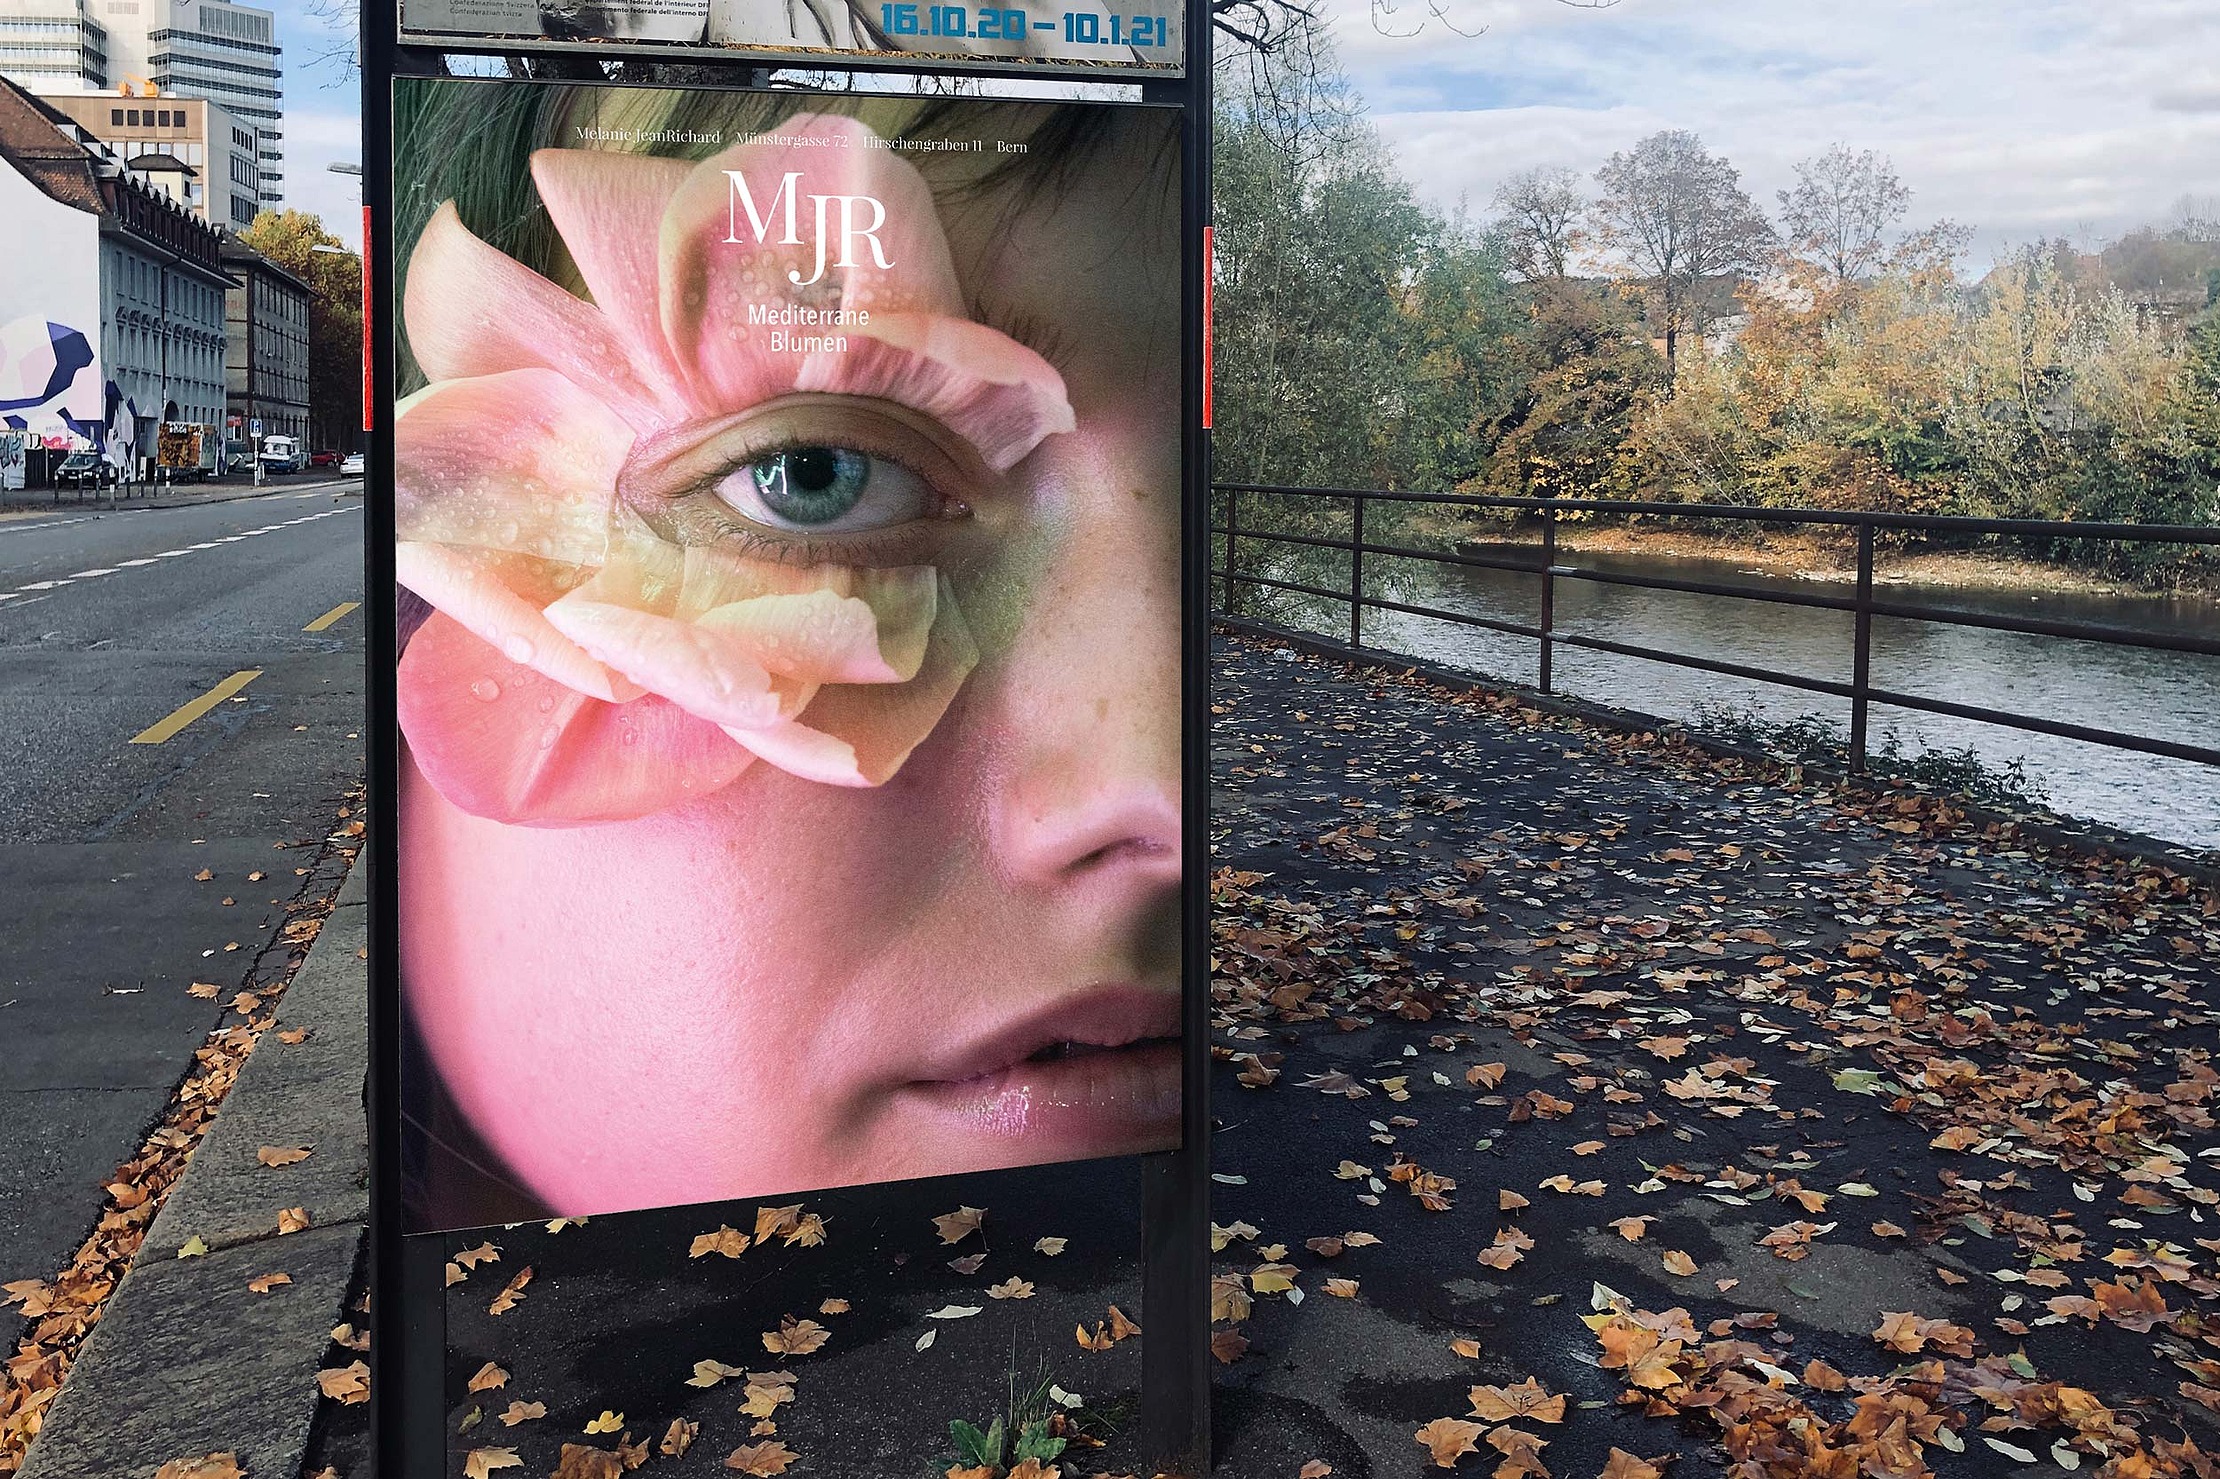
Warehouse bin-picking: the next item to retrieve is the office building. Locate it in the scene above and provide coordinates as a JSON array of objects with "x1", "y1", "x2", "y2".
[
  {"x1": 219, "y1": 235, "x2": 306, "y2": 451},
  {"x1": 0, "y1": 76, "x2": 231, "y2": 460},
  {"x1": 37, "y1": 88, "x2": 258, "y2": 228},
  {"x1": 0, "y1": 0, "x2": 281, "y2": 206},
  {"x1": 0, "y1": 0, "x2": 104, "y2": 88}
]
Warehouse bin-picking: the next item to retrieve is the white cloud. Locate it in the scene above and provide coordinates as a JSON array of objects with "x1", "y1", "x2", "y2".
[{"x1": 1320, "y1": 0, "x2": 2220, "y2": 263}]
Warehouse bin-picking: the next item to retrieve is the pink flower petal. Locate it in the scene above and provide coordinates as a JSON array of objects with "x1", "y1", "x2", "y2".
[
  {"x1": 527, "y1": 148, "x2": 697, "y2": 416},
  {"x1": 691, "y1": 564, "x2": 937, "y2": 684},
  {"x1": 725, "y1": 574, "x2": 978, "y2": 786},
  {"x1": 799, "y1": 311, "x2": 1075, "y2": 472},
  {"x1": 401, "y1": 202, "x2": 678, "y2": 431},
  {"x1": 398, "y1": 611, "x2": 754, "y2": 824},
  {"x1": 397, "y1": 541, "x2": 640, "y2": 704},
  {"x1": 541, "y1": 594, "x2": 809, "y2": 731},
  {"x1": 393, "y1": 368, "x2": 628, "y2": 567},
  {"x1": 656, "y1": 114, "x2": 962, "y2": 415}
]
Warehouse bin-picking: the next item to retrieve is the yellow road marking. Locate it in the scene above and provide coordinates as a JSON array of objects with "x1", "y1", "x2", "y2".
[
  {"x1": 130, "y1": 670, "x2": 263, "y2": 745},
  {"x1": 304, "y1": 601, "x2": 360, "y2": 633}
]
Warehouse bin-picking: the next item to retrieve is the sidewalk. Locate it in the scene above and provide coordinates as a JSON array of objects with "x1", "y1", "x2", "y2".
[
  {"x1": 13, "y1": 863, "x2": 367, "y2": 1479},
  {"x1": 0, "y1": 475, "x2": 358, "y2": 520},
  {"x1": 298, "y1": 633, "x2": 2217, "y2": 1479}
]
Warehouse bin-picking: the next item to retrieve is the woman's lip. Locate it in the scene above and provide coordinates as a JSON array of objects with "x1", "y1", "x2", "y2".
[
  {"x1": 905, "y1": 1039, "x2": 1183, "y2": 1153},
  {"x1": 910, "y1": 982, "x2": 1182, "y2": 1086},
  {"x1": 901, "y1": 983, "x2": 1183, "y2": 1155}
]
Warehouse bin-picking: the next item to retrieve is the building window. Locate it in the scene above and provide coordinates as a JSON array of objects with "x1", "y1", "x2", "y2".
[{"x1": 110, "y1": 107, "x2": 122, "y2": 124}]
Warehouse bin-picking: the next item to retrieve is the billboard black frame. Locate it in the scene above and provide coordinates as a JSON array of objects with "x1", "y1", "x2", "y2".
[{"x1": 360, "y1": 7, "x2": 1213, "y2": 1474}]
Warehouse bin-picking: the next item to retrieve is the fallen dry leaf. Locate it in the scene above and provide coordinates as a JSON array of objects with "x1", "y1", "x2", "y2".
[
  {"x1": 762, "y1": 1316, "x2": 830, "y2": 1356},
  {"x1": 1414, "y1": 1417, "x2": 1485, "y2": 1468},
  {"x1": 462, "y1": 1448, "x2": 522, "y2": 1479},
  {"x1": 488, "y1": 1266, "x2": 533, "y2": 1315},
  {"x1": 466, "y1": 1361, "x2": 508, "y2": 1393},
  {"x1": 661, "y1": 1418, "x2": 698, "y2": 1458},
  {"x1": 154, "y1": 1457, "x2": 243, "y2": 1479},
  {"x1": 988, "y1": 1277, "x2": 1035, "y2": 1300},
  {"x1": 498, "y1": 1400, "x2": 545, "y2": 1426},
  {"x1": 725, "y1": 1440, "x2": 799, "y2": 1475},
  {"x1": 1661, "y1": 1250, "x2": 1698, "y2": 1277},
  {"x1": 256, "y1": 1146, "x2": 311, "y2": 1168},
  {"x1": 691, "y1": 1225, "x2": 751, "y2": 1259},
  {"x1": 933, "y1": 1205, "x2": 986, "y2": 1245},
  {"x1": 582, "y1": 1410, "x2": 623, "y2": 1435},
  {"x1": 276, "y1": 1206, "x2": 311, "y2": 1234},
  {"x1": 316, "y1": 1360, "x2": 369, "y2": 1405},
  {"x1": 1598, "y1": 1449, "x2": 1664, "y2": 1479},
  {"x1": 1468, "y1": 1377, "x2": 1566, "y2": 1424},
  {"x1": 247, "y1": 1272, "x2": 291, "y2": 1294}
]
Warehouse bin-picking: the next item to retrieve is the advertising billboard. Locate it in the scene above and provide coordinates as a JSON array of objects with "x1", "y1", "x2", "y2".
[
  {"x1": 389, "y1": 77, "x2": 1186, "y2": 1233},
  {"x1": 397, "y1": 0, "x2": 1183, "y2": 74}
]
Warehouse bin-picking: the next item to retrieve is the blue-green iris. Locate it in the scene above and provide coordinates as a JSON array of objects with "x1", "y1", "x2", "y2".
[{"x1": 748, "y1": 447, "x2": 870, "y2": 526}]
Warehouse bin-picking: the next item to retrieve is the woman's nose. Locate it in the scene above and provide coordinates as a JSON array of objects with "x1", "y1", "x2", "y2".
[{"x1": 987, "y1": 496, "x2": 1182, "y2": 896}]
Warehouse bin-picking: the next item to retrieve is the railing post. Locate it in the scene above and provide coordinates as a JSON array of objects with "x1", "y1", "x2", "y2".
[
  {"x1": 1223, "y1": 484, "x2": 1240, "y2": 617},
  {"x1": 1349, "y1": 491, "x2": 1365, "y2": 649},
  {"x1": 1538, "y1": 498, "x2": 1556, "y2": 694},
  {"x1": 1850, "y1": 522, "x2": 1873, "y2": 773}
]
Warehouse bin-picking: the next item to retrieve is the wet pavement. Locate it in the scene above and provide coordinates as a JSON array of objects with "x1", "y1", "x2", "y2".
[{"x1": 304, "y1": 632, "x2": 2220, "y2": 1477}]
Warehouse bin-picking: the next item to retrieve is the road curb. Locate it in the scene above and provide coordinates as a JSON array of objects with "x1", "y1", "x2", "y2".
[
  {"x1": 19, "y1": 862, "x2": 369, "y2": 1479},
  {"x1": 0, "y1": 481, "x2": 359, "y2": 519}
]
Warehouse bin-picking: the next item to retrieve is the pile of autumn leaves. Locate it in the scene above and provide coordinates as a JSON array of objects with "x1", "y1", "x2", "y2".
[
  {"x1": 0, "y1": 876, "x2": 342, "y2": 1475},
  {"x1": 1564, "y1": 1291, "x2": 2211, "y2": 1479}
]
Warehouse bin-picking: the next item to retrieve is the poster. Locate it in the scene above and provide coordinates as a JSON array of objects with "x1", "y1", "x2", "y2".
[
  {"x1": 396, "y1": 0, "x2": 1181, "y2": 73},
  {"x1": 390, "y1": 78, "x2": 1185, "y2": 1232}
]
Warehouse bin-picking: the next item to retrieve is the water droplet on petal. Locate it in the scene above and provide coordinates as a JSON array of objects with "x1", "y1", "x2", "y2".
[
  {"x1": 502, "y1": 634, "x2": 535, "y2": 664},
  {"x1": 537, "y1": 725, "x2": 560, "y2": 750},
  {"x1": 469, "y1": 678, "x2": 501, "y2": 702},
  {"x1": 537, "y1": 695, "x2": 555, "y2": 713}
]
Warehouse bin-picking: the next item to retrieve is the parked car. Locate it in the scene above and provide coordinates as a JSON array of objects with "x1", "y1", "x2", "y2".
[
  {"x1": 56, "y1": 451, "x2": 112, "y2": 489},
  {"x1": 340, "y1": 451, "x2": 365, "y2": 477},
  {"x1": 309, "y1": 449, "x2": 340, "y2": 468}
]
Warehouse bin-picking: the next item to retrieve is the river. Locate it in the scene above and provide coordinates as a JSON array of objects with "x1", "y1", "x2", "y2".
[{"x1": 1329, "y1": 545, "x2": 2220, "y2": 852}]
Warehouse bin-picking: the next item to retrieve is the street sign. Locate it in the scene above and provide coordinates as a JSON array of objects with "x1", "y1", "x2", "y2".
[
  {"x1": 249, "y1": 418, "x2": 262, "y2": 436},
  {"x1": 365, "y1": 9, "x2": 1211, "y2": 1474}
]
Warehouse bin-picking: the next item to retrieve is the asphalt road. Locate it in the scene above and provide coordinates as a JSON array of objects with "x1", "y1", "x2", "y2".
[{"x1": 0, "y1": 483, "x2": 366, "y2": 1303}]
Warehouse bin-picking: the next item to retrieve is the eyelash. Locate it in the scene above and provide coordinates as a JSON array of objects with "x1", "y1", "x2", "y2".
[{"x1": 683, "y1": 439, "x2": 964, "y2": 567}]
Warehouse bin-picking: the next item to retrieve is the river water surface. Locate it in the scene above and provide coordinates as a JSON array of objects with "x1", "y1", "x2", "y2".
[{"x1": 1336, "y1": 547, "x2": 2220, "y2": 851}]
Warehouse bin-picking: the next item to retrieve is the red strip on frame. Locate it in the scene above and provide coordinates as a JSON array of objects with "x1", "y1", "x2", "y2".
[
  {"x1": 362, "y1": 205, "x2": 374, "y2": 433},
  {"x1": 1200, "y1": 224, "x2": 1213, "y2": 431}
]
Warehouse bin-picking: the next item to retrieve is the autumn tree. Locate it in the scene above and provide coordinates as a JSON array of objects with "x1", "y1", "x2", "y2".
[
  {"x1": 1589, "y1": 130, "x2": 1773, "y2": 390},
  {"x1": 1493, "y1": 164, "x2": 1585, "y2": 281},
  {"x1": 1778, "y1": 144, "x2": 1911, "y2": 283},
  {"x1": 239, "y1": 209, "x2": 363, "y2": 449}
]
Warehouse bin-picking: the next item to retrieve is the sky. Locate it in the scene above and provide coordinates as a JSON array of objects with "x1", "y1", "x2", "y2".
[
  {"x1": 268, "y1": 0, "x2": 359, "y2": 249},
  {"x1": 1321, "y1": 0, "x2": 2220, "y2": 265},
  {"x1": 265, "y1": 0, "x2": 2220, "y2": 259}
]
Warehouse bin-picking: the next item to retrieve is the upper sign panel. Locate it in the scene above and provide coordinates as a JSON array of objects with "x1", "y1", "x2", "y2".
[{"x1": 397, "y1": 0, "x2": 1184, "y2": 74}]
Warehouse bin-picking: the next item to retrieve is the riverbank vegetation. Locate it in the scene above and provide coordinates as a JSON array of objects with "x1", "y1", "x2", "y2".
[{"x1": 1212, "y1": 38, "x2": 2220, "y2": 583}]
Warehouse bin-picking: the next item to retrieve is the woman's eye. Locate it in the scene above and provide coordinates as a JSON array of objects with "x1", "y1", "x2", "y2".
[{"x1": 714, "y1": 447, "x2": 932, "y2": 534}]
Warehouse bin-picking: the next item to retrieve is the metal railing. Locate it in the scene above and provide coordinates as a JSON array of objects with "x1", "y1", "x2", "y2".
[{"x1": 1213, "y1": 483, "x2": 2220, "y2": 773}]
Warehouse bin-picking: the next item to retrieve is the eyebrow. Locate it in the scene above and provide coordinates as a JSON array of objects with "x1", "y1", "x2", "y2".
[{"x1": 970, "y1": 293, "x2": 1079, "y2": 381}]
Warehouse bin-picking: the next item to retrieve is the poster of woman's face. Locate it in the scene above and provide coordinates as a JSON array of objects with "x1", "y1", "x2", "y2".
[{"x1": 390, "y1": 80, "x2": 1184, "y2": 1232}]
